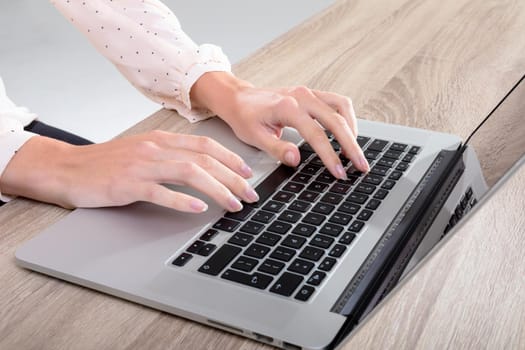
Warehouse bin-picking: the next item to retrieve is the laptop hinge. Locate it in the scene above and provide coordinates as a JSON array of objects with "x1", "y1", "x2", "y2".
[{"x1": 328, "y1": 146, "x2": 465, "y2": 349}]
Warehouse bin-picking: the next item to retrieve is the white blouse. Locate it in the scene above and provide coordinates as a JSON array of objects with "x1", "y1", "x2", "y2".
[{"x1": 0, "y1": 0, "x2": 231, "y2": 201}]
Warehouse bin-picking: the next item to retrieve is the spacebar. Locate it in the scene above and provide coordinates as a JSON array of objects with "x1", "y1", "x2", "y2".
[{"x1": 253, "y1": 165, "x2": 296, "y2": 206}]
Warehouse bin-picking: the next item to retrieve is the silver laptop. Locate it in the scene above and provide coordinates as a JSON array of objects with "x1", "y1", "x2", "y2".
[{"x1": 15, "y1": 116, "x2": 488, "y2": 350}]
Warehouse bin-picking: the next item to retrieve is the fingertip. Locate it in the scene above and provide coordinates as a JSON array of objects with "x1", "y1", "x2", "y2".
[
  {"x1": 240, "y1": 163, "x2": 253, "y2": 178},
  {"x1": 283, "y1": 146, "x2": 300, "y2": 167},
  {"x1": 189, "y1": 199, "x2": 208, "y2": 213}
]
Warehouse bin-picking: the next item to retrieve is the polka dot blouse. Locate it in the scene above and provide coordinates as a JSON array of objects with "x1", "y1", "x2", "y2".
[{"x1": 0, "y1": 0, "x2": 232, "y2": 201}]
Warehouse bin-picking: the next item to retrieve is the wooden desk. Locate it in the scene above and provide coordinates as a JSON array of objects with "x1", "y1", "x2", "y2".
[{"x1": 1, "y1": 0, "x2": 524, "y2": 348}]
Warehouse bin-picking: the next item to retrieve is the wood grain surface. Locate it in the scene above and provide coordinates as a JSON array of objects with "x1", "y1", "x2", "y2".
[{"x1": 1, "y1": 0, "x2": 525, "y2": 349}]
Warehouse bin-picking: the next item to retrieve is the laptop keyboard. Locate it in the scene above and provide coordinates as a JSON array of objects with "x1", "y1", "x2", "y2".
[{"x1": 172, "y1": 132, "x2": 420, "y2": 302}]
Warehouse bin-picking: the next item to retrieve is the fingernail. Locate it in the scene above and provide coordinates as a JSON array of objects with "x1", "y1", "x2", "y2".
[
  {"x1": 359, "y1": 154, "x2": 370, "y2": 172},
  {"x1": 284, "y1": 151, "x2": 296, "y2": 165},
  {"x1": 228, "y1": 196, "x2": 243, "y2": 212},
  {"x1": 241, "y1": 163, "x2": 253, "y2": 178},
  {"x1": 190, "y1": 200, "x2": 208, "y2": 213},
  {"x1": 245, "y1": 188, "x2": 259, "y2": 202},
  {"x1": 335, "y1": 164, "x2": 347, "y2": 180}
]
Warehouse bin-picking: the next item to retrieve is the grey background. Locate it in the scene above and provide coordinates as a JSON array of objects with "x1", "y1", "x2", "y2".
[{"x1": 0, "y1": 1, "x2": 334, "y2": 143}]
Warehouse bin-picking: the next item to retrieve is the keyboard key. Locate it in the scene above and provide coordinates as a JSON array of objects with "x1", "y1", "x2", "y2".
[
  {"x1": 262, "y1": 200, "x2": 285, "y2": 213},
  {"x1": 282, "y1": 235, "x2": 307, "y2": 249},
  {"x1": 329, "y1": 212, "x2": 353, "y2": 225},
  {"x1": 318, "y1": 257, "x2": 337, "y2": 271},
  {"x1": 270, "y1": 246, "x2": 296, "y2": 262},
  {"x1": 395, "y1": 162, "x2": 409, "y2": 172},
  {"x1": 357, "y1": 209, "x2": 373, "y2": 221},
  {"x1": 320, "y1": 223, "x2": 344, "y2": 237},
  {"x1": 288, "y1": 258, "x2": 315, "y2": 275},
  {"x1": 302, "y1": 213, "x2": 326, "y2": 225},
  {"x1": 295, "y1": 285, "x2": 316, "y2": 302},
  {"x1": 364, "y1": 149, "x2": 380, "y2": 160},
  {"x1": 231, "y1": 256, "x2": 259, "y2": 272},
  {"x1": 298, "y1": 190, "x2": 320, "y2": 202},
  {"x1": 383, "y1": 150, "x2": 402, "y2": 160},
  {"x1": 377, "y1": 157, "x2": 396, "y2": 168},
  {"x1": 252, "y1": 210, "x2": 275, "y2": 224},
  {"x1": 273, "y1": 191, "x2": 295, "y2": 203},
  {"x1": 339, "y1": 232, "x2": 356, "y2": 245},
  {"x1": 408, "y1": 145, "x2": 421, "y2": 154},
  {"x1": 299, "y1": 246, "x2": 324, "y2": 262},
  {"x1": 356, "y1": 136, "x2": 370, "y2": 147},
  {"x1": 292, "y1": 173, "x2": 312, "y2": 184},
  {"x1": 172, "y1": 252, "x2": 193, "y2": 267},
  {"x1": 362, "y1": 174, "x2": 384, "y2": 186},
  {"x1": 253, "y1": 165, "x2": 295, "y2": 206},
  {"x1": 349, "y1": 220, "x2": 365, "y2": 233},
  {"x1": 316, "y1": 171, "x2": 336, "y2": 183},
  {"x1": 309, "y1": 156, "x2": 324, "y2": 167},
  {"x1": 213, "y1": 218, "x2": 240, "y2": 232},
  {"x1": 278, "y1": 210, "x2": 302, "y2": 223},
  {"x1": 240, "y1": 221, "x2": 265, "y2": 235},
  {"x1": 374, "y1": 189, "x2": 389, "y2": 199},
  {"x1": 355, "y1": 183, "x2": 376, "y2": 195},
  {"x1": 320, "y1": 193, "x2": 344, "y2": 205},
  {"x1": 307, "y1": 270, "x2": 327, "y2": 286},
  {"x1": 256, "y1": 232, "x2": 282, "y2": 246},
  {"x1": 311, "y1": 234, "x2": 334, "y2": 249},
  {"x1": 347, "y1": 192, "x2": 368, "y2": 204},
  {"x1": 267, "y1": 221, "x2": 292, "y2": 234},
  {"x1": 390, "y1": 143, "x2": 407, "y2": 152},
  {"x1": 245, "y1": 243, "x2": 271, "y2": 259},
  {"x1": 289, "y1": 200, "x2": 311, "y2": 213},
  {"x1": 388, "y1": 170, "x2": 403, "y2": 180},
  {"x1": 381, "y1": 179, "x2": 396, "y2": 190},
  {"x1": 282, "y1": 182, "x2": 305, "y2": 193},
  {"x1": 307, "y1": 181, "x2": 329, "y2": 193},
  {"x1": 403, "y1": 153, "x2": 415, "y2": 163},
  {"x1": 301, "y1": 164, "x2": 321, "y2": 175},
  {"x1": 258, "y1": 259, "x2": 285, "y2": 275},
  {"x1": 367, "y1": 139, "x2": 389, "y2": 152},
  {"x1": 299, "y1": 142, "x2": 315, "y2": 153},
  {"x1": 329, "y1": 244, "x2": 347, "y2": 258},
  {"x1": 370, "y1": 165, "x2": 390, "y2": 177},
  {"x1": 270, "y1": 272, "x2": 303, "y2": 296},
  {"x1": 228, "y1": 232, "x2": 254, "y2": 247},
  {"x1": 222, "y1": 269, "x2": 273, "y2": 290},
  {"x1": 199, "y1": 244, "x2": 242, "y2": 276},
  {"x1": 312, "y1": 203, "x2": 335, "y2": 215},
  {"x1": 197, "y1": 243, "x2": 217, "y2": 257},
  {"x1": 200, "y1": 229, "x2": 219, "y2": 242},
  {"x1": 292, "y1": 223, "x2": 317, "y2": 237},
  {"x1": 225, "y1": 205, "x2": 254, "y2": 221},
  {"x1": 339, "y1": 202, "x2": 360, "y2": 215},
  {"x1": 330, "y1": 183, "x2": 351, "y2": 194},
  {"x1": 365, "y1": 199, "x2": 381, "y2": 210},
  {"x1": 187, "y1": 240, "x2": 205, "y2": 253}
]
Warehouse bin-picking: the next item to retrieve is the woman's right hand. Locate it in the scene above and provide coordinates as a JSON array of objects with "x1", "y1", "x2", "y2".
[{"x1": 0, "y1": 130, "x2": 258, "y2": 213}]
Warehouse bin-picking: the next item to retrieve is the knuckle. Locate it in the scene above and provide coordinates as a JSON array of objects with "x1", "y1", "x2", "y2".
[
  {"x1": 276, "y1": 96, "x2": 299, "y2": 113},
  {"x1": 178, "y1": 161, "x2": 200, "y2": 178},
  {"x1": 195, "y1": 135, "x2": 215, "y2": 152},
  {"x1": 196, "y1": 153, "x2": 216, "y2": 170},
  {"x1": 148, "y1": 129, "x2": 168, "y2": 140},
  {"x1": 292, "y1": 85, "x2": 313, "y2": 98},
  {"x1": 134, "y1": 140, "x2": 159, "y2": 158}
]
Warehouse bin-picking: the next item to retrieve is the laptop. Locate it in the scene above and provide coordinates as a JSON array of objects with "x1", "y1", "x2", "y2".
[{"x1": 15, "y1": 113, "x2": 489, "y2": 349}]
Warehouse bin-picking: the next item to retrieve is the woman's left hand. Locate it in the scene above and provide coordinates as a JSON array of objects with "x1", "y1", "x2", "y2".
[{"x1": 191, "y1": 72, "x2": 369, "y2": 180}]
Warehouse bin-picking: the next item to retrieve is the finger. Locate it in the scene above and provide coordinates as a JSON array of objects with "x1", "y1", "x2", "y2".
[
  {"x1": 247, "y1": 128, "x2": 301, "y2": 167},
  {"x1": 298, "y1": 92, "x2": 369, "y2": 172},
  {"x1": 312, "y1": 90, "x2": 358, "y2": 137},
  {"x1": 147, "y1": 131, "x2": 253, "y2": 178},
  {"x1": 138, "y1": 183, "x2": 209, "y2": 213},
  {"x1": 167, "y1": 149, "x2": 259, "y2": 203},
  {"x1": 270, "y1": 95, "x2": 346, "y2": 179},
  {"x1": 151, "y1": 160, "x2": 244, "y2": 212}
]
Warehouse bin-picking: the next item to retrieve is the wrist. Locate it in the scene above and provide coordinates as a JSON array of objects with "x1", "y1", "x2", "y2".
[{"x1": 190, "y1": 71, "x2": 253, "y2": 121}]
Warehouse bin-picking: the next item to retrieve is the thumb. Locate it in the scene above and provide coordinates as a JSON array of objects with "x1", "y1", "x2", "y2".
[{"x1": 252, "y1": 130, "x2": 300, "y2": 167}]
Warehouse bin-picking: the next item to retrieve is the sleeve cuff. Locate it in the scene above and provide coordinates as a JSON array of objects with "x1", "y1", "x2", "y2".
[{"x1": 0, "y1": 130, "x2": 37, "y2": 202}]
